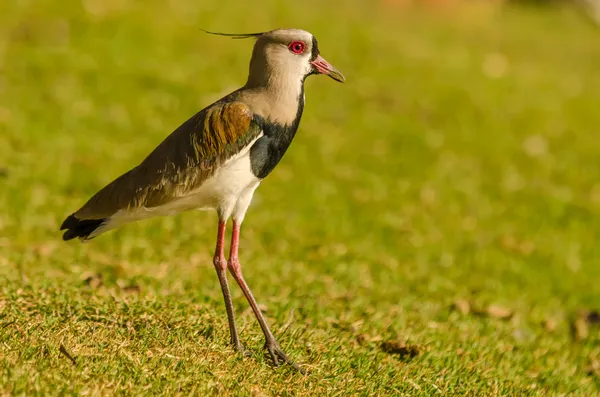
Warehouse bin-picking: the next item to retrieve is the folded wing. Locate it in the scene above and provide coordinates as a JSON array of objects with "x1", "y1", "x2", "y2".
[{"x1": 61, "y1": 101, "x2": 262, "y2": 240}]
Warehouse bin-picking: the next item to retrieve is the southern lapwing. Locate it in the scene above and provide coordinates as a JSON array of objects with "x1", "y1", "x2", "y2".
[{"x1": 60, "y1": 28, "x2": 344, "y2": 373}]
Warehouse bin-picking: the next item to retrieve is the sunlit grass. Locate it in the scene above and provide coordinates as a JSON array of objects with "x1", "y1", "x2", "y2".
[{"x1": 1, "y1": 0, "x2": 600, "y2": 395}]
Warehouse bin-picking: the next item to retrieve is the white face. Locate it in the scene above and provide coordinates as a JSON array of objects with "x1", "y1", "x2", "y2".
[
  {"x1": 260, "y1": 29, "x2": 317, "y2": 80},
  {"x1": 248, "y1": 29, "x2": 345, "y2": 86}
]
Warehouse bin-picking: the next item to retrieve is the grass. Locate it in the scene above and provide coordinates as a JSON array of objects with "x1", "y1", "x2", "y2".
[{"x1": 1, "y1": 0, "x2": 600, "y2": 395}]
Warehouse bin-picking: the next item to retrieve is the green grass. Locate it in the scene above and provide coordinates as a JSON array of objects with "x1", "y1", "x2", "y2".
[{"x1": 2, "y1": 0, "x2": 600, "y2": 395}]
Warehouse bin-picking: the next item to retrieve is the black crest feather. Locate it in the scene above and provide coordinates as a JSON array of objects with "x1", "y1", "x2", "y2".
[{"x1": 200, "y1": 29, "x2": 263, "y2": 39}]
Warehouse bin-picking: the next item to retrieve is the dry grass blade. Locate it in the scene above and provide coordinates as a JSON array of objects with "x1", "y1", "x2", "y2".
[
  {"x1": 453, "y1": 299, "x2": 471, "y2": 315},
  {"x1": 571, "y1": 310, "x2": 600, "y2": 341},
  {"x1": 381, "y1": 340, "x2": 421, "y2": 359},
  {"x1": 59, "y1": 345, "x2": 77, "y2": 366},
  {"x1": 486, "y1": 304, "x2": 514, "y2": 320},
  {"x1": 83, "y1": 273, "x2": 103, "y2": 289}
]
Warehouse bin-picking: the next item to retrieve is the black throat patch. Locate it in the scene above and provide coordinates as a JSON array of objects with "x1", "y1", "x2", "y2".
[{"x1": 249, "y1": 86, "x2": 305, "y2": 179}]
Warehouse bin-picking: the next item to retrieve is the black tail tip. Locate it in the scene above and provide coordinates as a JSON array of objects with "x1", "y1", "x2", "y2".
[{"x1": 60, "y1": 214, "x2": 104, "y2": 241}]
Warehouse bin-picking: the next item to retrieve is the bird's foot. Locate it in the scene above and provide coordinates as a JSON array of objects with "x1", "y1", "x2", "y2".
[
  {"x1": 233, "y1": 341, "x2": 251, "y2": 357},
  {"x1": 265, "y1": 339, "x2": 305, "y2": 374}
]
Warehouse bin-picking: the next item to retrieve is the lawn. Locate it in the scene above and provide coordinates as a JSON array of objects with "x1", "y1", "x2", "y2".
[{"x1": 1, "y1": 0, "x2": 600, "y2": 395}]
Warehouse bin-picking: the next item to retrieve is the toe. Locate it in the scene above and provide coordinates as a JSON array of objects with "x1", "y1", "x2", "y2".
[
  {"x1": 264, "y1": 341, "x2": 305, "y2": 374},
  {"x1": 269, "y1": 348, "x2": 280, "y2": 366}
]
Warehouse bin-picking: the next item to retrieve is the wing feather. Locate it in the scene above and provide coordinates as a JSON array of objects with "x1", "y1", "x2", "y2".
[{"x1": 72, "y1": 101, "x2": 261, "y2": 220}]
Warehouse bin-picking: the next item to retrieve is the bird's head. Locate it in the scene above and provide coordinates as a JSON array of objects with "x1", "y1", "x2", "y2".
[
  {"x1": 253, "y1": 29, "x2": 345, "y2": 84},
  {"x1": 203, "y1": 28, "x2": 345, "y2": 86}
]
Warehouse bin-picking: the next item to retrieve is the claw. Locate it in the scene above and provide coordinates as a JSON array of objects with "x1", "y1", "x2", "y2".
[{"x1": 264, "y1": 340, "x2": 306, "y2": 374}]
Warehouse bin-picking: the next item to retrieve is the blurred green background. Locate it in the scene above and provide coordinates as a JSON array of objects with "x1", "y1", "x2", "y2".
[{"x1": 1, "y1": 0, "x2": 600, "y2": 395}]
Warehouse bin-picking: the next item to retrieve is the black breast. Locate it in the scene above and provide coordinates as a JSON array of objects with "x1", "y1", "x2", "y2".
[{"x1": 249, "y1": 87, "x2": 305, "y2": 179}]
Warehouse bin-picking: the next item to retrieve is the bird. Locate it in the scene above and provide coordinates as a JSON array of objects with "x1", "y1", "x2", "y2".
[{"x1": 60, "y1": 28, "x2": 345, "y2": 373}]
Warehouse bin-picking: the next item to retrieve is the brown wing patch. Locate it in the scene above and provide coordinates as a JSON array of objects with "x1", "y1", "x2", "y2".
[
  {"x1": 198, "y1": 102, "x2": 252, "y2": 159},
  {"x1": 73, "y1": 101, "x2": 261, "y2": 220}
]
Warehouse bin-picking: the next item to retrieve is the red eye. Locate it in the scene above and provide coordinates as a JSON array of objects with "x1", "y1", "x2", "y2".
[{"x1": 288, "y1": 41, "x2": 305, "y2": 54}]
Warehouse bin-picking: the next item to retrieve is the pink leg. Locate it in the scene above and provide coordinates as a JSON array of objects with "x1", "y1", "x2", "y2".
[
  {"x1": 228, "y1": 220, "x2": 304, "y2": 373},
  {"x1": 212, "y1": 221, "x2": 244, "y2": 352}
]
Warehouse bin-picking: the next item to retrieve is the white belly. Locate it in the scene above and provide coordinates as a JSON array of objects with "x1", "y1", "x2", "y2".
[{"x1": 167, "y1": 149, "x2": 261, "y2": 218}]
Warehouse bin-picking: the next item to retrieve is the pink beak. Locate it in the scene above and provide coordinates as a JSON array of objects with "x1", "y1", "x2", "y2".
[{"x1": 311, "y1": 54, "x2": 345, "y2": 83}]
